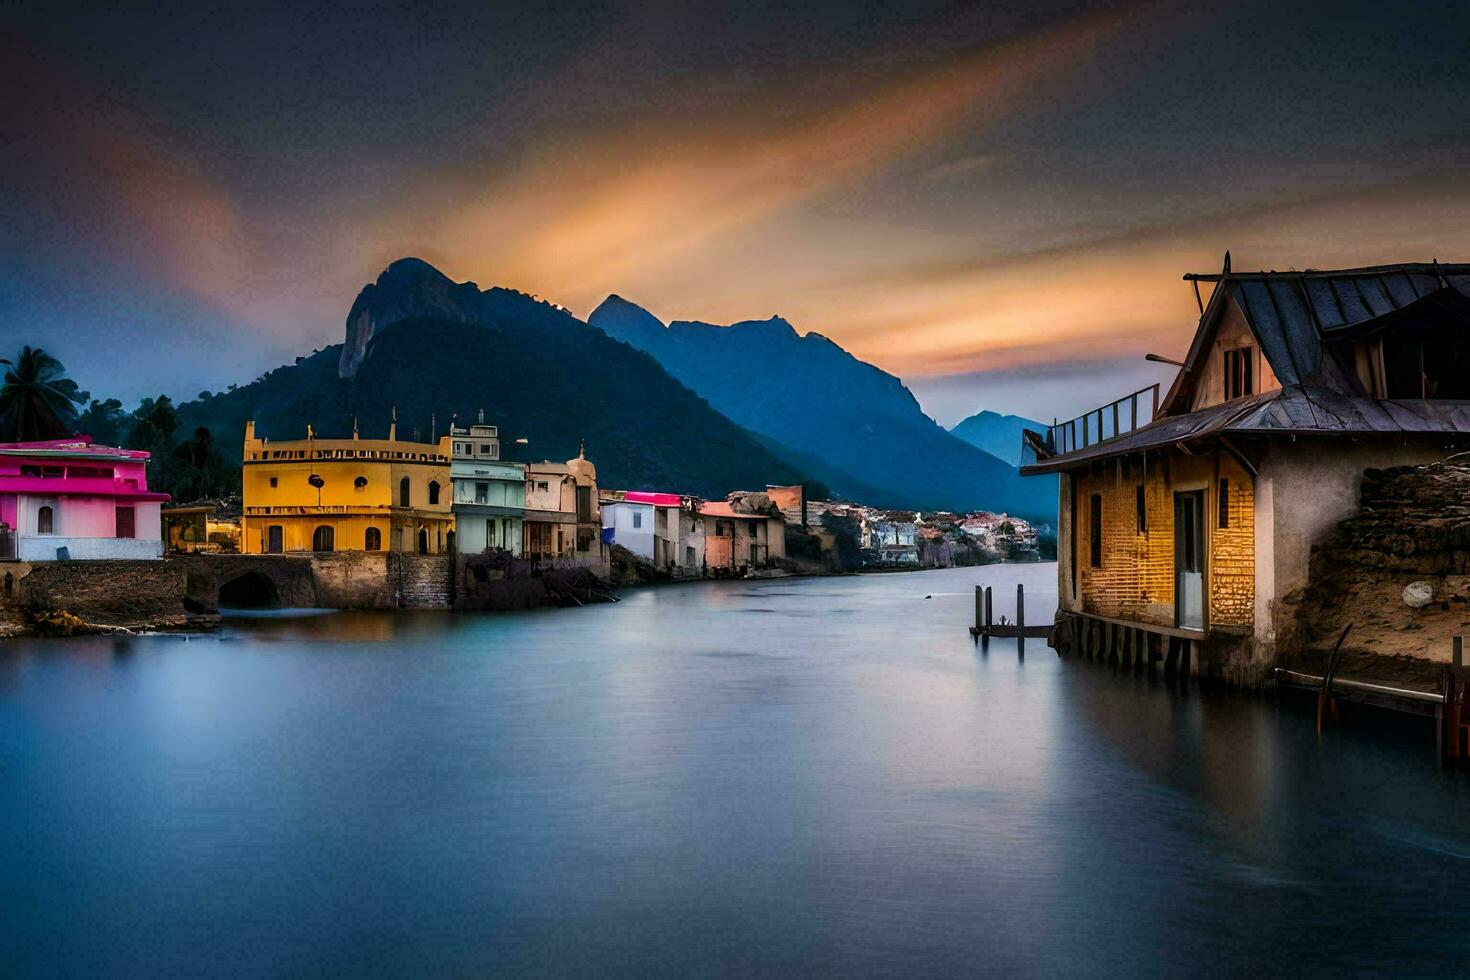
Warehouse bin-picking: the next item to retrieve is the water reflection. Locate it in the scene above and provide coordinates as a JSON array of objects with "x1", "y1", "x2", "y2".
[{"x1": 1, "y1": 565, "x2": 1466, "y2": 975}]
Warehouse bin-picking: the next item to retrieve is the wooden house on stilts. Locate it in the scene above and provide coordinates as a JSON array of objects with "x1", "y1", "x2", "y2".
[{"x1": 1022, "y1": 258, "x2": 1470, "y2": 683}]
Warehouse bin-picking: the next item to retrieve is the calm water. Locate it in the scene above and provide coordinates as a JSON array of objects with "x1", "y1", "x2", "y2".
[{"x1": 2, "y1": 565, "x2": 1468, "y2": 976}]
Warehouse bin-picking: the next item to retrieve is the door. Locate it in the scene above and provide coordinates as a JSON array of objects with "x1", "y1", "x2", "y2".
[
  {"x1": 1174, "y1": 491, "x2": 1205, "y2": 630},
  {"x1": 266, "y1": 525, "x2": 284, "y2": 554}
]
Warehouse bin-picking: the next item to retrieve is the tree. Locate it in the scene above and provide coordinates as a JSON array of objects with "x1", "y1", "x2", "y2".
[
  {"x1": 0, "y1": 346, "x2": 86, "y2": 441},
  {"x1": 77, "y1": 398, "x2": 127, "y2": 446},
  {"x1": 127, "y1": 395, "x2": 179, "y2": 451}
]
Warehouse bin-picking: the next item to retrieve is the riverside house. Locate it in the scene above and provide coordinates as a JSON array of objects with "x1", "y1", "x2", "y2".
[
  {"x1": 1022, "y1": 259, "x2": 1470, "y2": 680},
  {"x1": 522, "y1": 445, "x2": 606, "y2": 566},
  {"x1": 700, "y1": 495, "x2": 786, "y2": 573},
  {"x1": 0, "y1": 438, "x2": 169, "y2": 561},
  {"x1": 241, "y1": 420, "x2": 455, "y2": 555},
  {"x1": 601, "y1": 491, "x2": 706, "y2": 574},
  {"x1": 449, "y1": 420, "x2": 524, "y2": 555}
]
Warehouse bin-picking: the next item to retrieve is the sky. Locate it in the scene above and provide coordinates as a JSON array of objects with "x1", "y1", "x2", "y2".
[{"x1": 4, "y1": 0, "x2": 1470, "y2": 427}]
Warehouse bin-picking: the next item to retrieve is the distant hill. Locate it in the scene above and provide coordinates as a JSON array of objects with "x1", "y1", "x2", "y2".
[
  {"x1": 949, "y1": 410, "x2": 1045, "y2": 467},
  {"x1": 174, "y1": 259, "x2": 804, "y2": 499},
  {"x1": 589, "y1": 296, "x2": 1056, "y2": 520}
]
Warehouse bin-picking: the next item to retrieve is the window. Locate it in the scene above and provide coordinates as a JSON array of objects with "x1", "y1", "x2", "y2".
[
  {"x1": 428, "y1": 481, "x2": 441, "y2": 505},
  {"x1": 1218, "y1": 479, "x2": 1230, "y2": 528},
  {"x1": 536, "y1": 481, "x2": 549, "y2": 493},
  {"x1": 37, "y1": 505, "x2": 54, "y2": 534},
  {"x1": 1224, "y1": 347, "x2": 1254, "y2": 400},
  {"x1": 399, "y1": 476, "x2": 411, "y2": 507},
  {"x1": 354, "y1": 476, "x2": 368, "y2": 489},
  {"x1": 479, "y1": 443, "x2": 494, "y2": 455},
  {"x1": 1136, "y1": 485, "x2": 1147, "y2": 534},
  {"x1": 632, "y1": 511, "x2": 642, "y2": 529},
  {"x1": 312, "y1": 525, "x2": 334, "y2": 552},
  {"x1": 577, "y1": 530, "x2": 593, "y2": 552},
  {"x1": 69, "y1": 466, "x2": 112, "y2": 479},
  {"x1": 269, "y1": 476, "x2": 278, "y2": 488},
  {"x1": 115, "y1": 506, "x2": 135, "y2": 539},
  {"x1": 365, "y1": 527, "x2": 381, "y2": 550},
  {"x1": 486, "y1": 518, "x2": 497, "y2": 548},
  {"x1": 576, "y1": 485, "x2": 592, "y2": 522},
  {"x1": 1089, "y1": 493, "x2": 1102, "y2": 568}
]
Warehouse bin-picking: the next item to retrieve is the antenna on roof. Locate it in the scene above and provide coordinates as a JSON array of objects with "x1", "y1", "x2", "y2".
[
  {"x1": 478, "y1": 407, "x2": 485, "y2": 425},
  {"x1": 1222, "y1": 250, "x2": 1231, "y2": 275},
  {"x1": 431, "y1": 412, "x2": 436, "y2": 441}
]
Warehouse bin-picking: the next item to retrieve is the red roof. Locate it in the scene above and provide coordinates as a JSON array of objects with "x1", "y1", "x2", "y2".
[{"x1": 622, "y1": 491, "x2": 683, "y2": 506}]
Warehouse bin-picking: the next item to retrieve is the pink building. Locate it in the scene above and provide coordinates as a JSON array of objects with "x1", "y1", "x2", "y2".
[{"x1": 0, "y1": 439, "x2": 170, "y2": 561}]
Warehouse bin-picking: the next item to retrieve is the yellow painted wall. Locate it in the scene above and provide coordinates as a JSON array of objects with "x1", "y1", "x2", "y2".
[
  {"x1": 1069, "y1": 449, "x2": 1254, "y2": 629},
  {"x1": 241, "y1": 424, "x2": 454, "y2": 554}
]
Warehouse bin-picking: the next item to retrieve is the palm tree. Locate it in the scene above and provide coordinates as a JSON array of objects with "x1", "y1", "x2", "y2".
[{"x1": 0, "y1": 346, "x2": 85, "y2": 442}]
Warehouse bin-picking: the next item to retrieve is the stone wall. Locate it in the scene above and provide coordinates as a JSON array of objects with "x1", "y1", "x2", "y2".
[
  {"x1": 8, "y1": 560, "x2": 192, "y2": 628},
  {"x1": 310, "y1": 553, "x2": 394, "y2": 609},
  {"x1": 1293, "y1": 460, "x2": 1470, "y2": 672},
  {"x1": 177, "y1": 555, "x2": 318, "y2": 611},
  {"x1": 389, "y1": 553, "x2": 452, "y2": 608}
]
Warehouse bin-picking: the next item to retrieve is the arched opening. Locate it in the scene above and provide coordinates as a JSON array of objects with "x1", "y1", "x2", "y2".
[
  {"x1": 428, "y1": 480, "x2": 441, "y2": 505},
  {"x1": 417, "y1": 528, "x2": 429, "y2": 554},
  {"x1": 313, "y1": 525, "x2": 335, "y2": 552},
  {"x1": 219, "y1": 571, "x2": 280, "y2": 609},
  {"x1": 37, "y1": 505, "x2": 54, "y2": 534},
  {"x1": 399, "y1": 476, "x2": 411, "y2": 507},
  {"x1": 365, "y1": 526, "x2": 381, "y2": 551}
]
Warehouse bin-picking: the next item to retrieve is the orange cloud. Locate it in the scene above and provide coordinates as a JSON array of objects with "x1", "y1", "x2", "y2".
[
  {"x1": 822, "y1": 170, "x2": 1470, "y2": 379},
  {"x1": 370, "y1": 7, "x2": 1132, "y2": 304}
]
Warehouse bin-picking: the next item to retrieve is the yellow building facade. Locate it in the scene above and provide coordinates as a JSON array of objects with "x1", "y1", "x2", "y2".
[{"x1": 241, "y1": 421, "x2": 455, "y2": 555}]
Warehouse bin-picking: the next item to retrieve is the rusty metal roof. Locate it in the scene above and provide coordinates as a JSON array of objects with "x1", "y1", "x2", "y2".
[{"x1": 1021, "y1": 386, "x2": 1470, "y2": 475}]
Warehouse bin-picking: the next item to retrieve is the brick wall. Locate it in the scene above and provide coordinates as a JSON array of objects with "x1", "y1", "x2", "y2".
[
  {"x1": 1071, "y1": 449, "x2": 1253, "y2": 628},
  {"x1": 389, "y1": 553, "x2": 452, "y2": 608}
]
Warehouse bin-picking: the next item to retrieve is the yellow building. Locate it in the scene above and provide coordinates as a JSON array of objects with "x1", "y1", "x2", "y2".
[{"x1": 241, "y1": 420, "x2": 454, "y2": 555}]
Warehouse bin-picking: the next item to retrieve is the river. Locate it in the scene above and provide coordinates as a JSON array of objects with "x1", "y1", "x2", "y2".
[{"x1": 2, "y1": 564, "x2": 1467, "y2": 975}]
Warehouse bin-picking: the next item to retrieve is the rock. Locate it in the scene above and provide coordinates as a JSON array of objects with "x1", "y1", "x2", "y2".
[{"x1": 1403, "y1": 581, "x2": 1434, "y2": 608}]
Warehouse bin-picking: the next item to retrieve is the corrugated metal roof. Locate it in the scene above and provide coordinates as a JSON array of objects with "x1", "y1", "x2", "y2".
[{"x1": 1021, "y1": 386, "x2": 1470, "y2": 475}]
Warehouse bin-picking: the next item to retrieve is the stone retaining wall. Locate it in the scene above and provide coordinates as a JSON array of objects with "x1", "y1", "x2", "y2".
[
  {"x1": 1294, "y1": 460, "x2": 1470, "y2": 670},
  {"x1": 7, "y1": 559, "x2": 192, "y2": 628}
]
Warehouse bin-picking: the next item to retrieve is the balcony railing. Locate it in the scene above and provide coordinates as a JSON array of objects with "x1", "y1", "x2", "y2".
[{"x1": 1043, "y1": 384, "x2": 1160, "y2": 457}]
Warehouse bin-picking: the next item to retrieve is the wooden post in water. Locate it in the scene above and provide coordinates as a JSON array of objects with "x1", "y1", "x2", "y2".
[
  {"x1": 985, "y1": 587, "x2": 993, "y2": 630},
  {"x1": 975, "y1": 585, "x2": 982, "y2": 633},
  {"x1": 1016, "y1": 583, "x2": 1025, "y2": 656}
]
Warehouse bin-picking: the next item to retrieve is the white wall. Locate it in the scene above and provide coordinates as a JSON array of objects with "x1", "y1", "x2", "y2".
[
  {"x1": 603, "y1": 502, "x2": 655, "y2": 558},
  {"x1": 18, "y1": 536, "x2": 163, "y2": 560},
  {"x1": 15, "y1": 496, "x2": 161, "y2": 559}
]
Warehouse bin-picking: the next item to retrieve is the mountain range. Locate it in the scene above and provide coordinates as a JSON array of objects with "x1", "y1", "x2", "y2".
[
  {"x1": 171, "y1": 258, "x2": 1055, "y2": 520},
  {"x1": 588, "y1": 296, "x2": 1055, "y2": 519},
  {"x1": 949, "y1": 410, "x2": 1045, "y2": 467}
]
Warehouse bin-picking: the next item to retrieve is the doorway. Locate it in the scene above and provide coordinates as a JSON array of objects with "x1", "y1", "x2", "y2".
[{"x1": 1174, "y1": 490, "x2": 1205, "y2": 630}]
